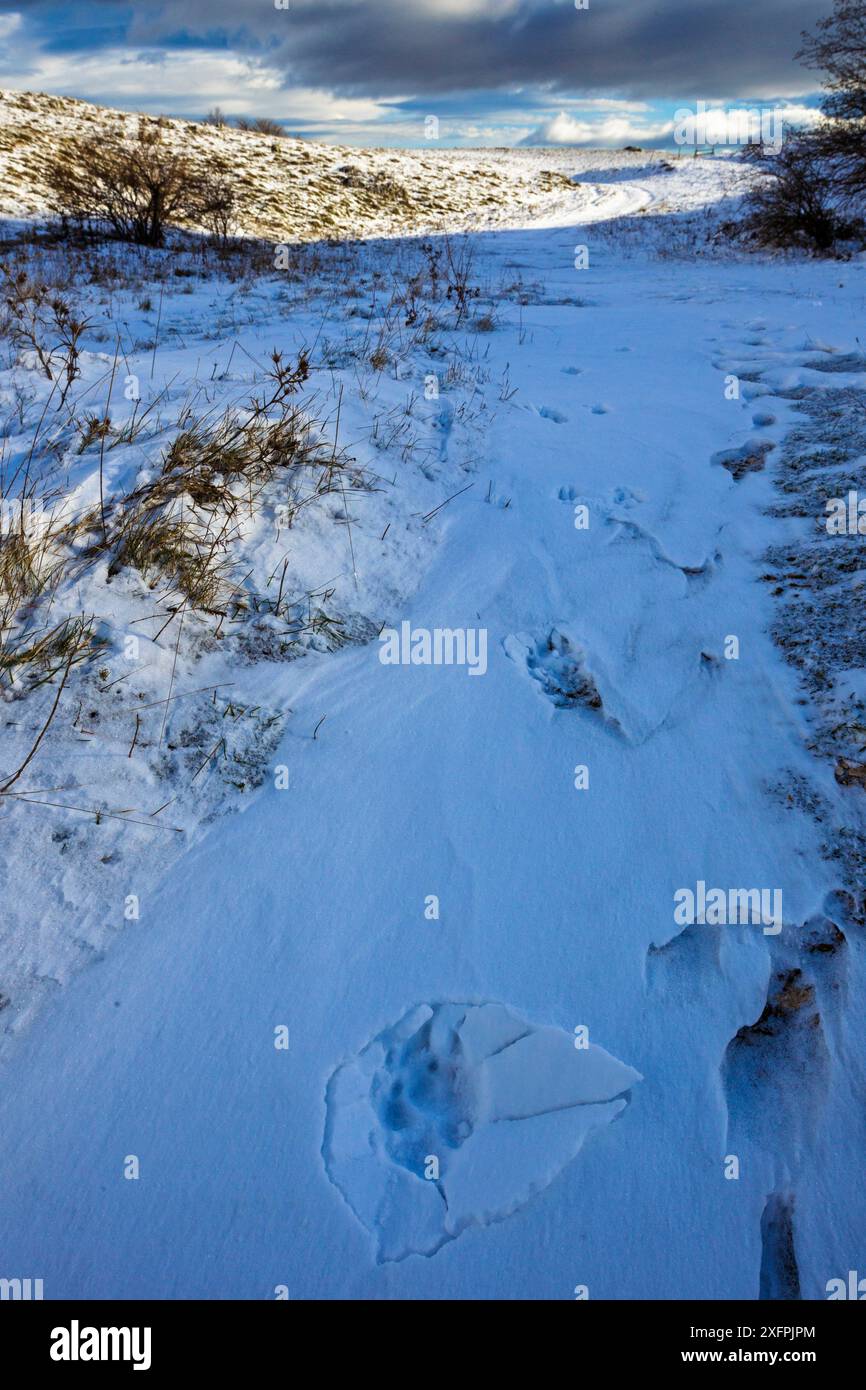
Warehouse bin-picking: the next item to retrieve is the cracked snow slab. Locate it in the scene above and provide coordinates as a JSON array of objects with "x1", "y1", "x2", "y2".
[{"x1": 323, "y1": 1001, "x2": 641, "y2": 1262}]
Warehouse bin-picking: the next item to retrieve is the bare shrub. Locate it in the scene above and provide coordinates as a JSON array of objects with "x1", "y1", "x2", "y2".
[
  {"x1": 743, "y1": 0, "x2": 866, "y2": 253},
  {"x1": 798, "y1": 0, "x2": 866, "y2": 201},
  {"x1": 442, "y1": 238, "x2": 479, "y2": 323},
  {"x1": 0, "y1": 263, "x2": 90, "y2": 403},
  {"x1": 236, "y1": 117, "x2": 286, "y2": 137},
  {"x1": 743, "y1": 137, "x2": 861, "y2": 253},
  {"x1": 196, "y1": 174, "x2": 238, "y2": 246},
  {"x1": 44, "y1": 119, "x2": 237, "y2": 247}
]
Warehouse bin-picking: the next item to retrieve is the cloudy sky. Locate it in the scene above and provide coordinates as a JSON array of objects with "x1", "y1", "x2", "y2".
[{"x1": 0, "y1": 0, "x2": 828, "y2": 146}]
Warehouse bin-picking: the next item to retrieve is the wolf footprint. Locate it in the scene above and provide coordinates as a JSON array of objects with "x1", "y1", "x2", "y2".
[
  {"x1": 323, "y1": 1001, "x2": 640, "y2": 1262},
  {"x1": 504, "y1": 628, "x2": 625, "y2": 737}
]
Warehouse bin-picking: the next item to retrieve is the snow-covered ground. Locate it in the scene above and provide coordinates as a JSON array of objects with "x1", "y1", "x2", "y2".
[{"x1": 0, "y1": 137, "x2": 864, "y2": 1299}]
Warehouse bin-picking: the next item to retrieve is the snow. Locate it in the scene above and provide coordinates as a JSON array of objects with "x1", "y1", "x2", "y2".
[
  {"x1": 0, "y1": 121, "x2": 865, "y2": 1300},
  {"x1": 324, "y1": 1001, "x2": 640, "y2": 1261}
]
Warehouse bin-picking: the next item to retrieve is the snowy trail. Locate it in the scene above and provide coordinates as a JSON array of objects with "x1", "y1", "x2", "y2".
[
  {"x1": 501, "y1": 173, "x2": 655, "y2": 232},
  {"x1": 1, "y1": 196, "x2": 865, "y2": 1298},
  {"x1": 565, "y1": 178, "x2": 655, "y2": 222}
]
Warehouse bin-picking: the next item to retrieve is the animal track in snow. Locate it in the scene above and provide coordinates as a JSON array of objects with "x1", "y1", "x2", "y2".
[
  {"x1": 760, "y1": 1193, "x2": 801, "y2": 1300},
  {"x1": 611, "y1": 485, "x2": 642, "y2": 507},
  {"x1": 721, "y1": 916, "x2": 845, "y2": 1161},
  {"x1": 505, "y1": 628, "x2": 626, "y2": 735},
  {"x1": 606, "y1": 516, "x2": 717, "y2": 587},
  {"x1": 711, "y1": 438, "x2": 774, "y2": 481},
  {"x1": 538, "y1": 405, "x2": 568, "y2": 423},
  {"x1": 323, "y1": 1001, "x2": 640, "y2": 1262},
  {"x1": 645, "y1": 922, "x2": 727, "y2": 999},
  {"x1": 557, "y1": 484, "x2": 642, "y2": 509}
]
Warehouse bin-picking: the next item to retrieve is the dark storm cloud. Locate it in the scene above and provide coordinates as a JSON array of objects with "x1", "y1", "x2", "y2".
[{"x1": 0, "y1": 0, "x2": 824, "y2": 101}]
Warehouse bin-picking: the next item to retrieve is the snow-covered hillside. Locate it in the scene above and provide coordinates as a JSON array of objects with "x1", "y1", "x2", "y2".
[
  {"x1": 0, "y1": 108, "x2": 863, "y2": 1300},
  {"x1": 0, "y1": 89, "x2": 752, "y2": 240}
]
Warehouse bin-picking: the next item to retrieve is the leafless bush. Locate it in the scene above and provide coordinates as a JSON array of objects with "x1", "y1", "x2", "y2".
[
  {"x1": 724, "y1": 3, "x2": 866, "y2": 253},
  {"x1": 236, "y1": 116, "x2": 286, "y2": 138},
  {"x1": 44, "y1": 119, "x2": 237, "y2": 247},
  {"x1": 0, "y1": 263, "x2": 90, "y2": 404},
  {"x1": 743, "y1": 136, "x2": 863, "y2": 253},
  {"x1": 196, "y1": 175, "x2": 238, "y2": 246},
  {"x1": 798, "y1": 0, "x2": 866, "y2": 202},
  {"x1": 741, "y1": 0, "x2": 866, "y2": 253}
]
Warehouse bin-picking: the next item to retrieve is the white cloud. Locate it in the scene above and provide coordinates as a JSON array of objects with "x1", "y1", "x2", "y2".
[
  {"x1": 672, "y1": 102, "x2": 823, "y2": 149},
  {"x1": 522, "y1": 110, "x2": 672, "y2": 147},
  {"x1": 773, "y1": 103, "x2": 824, "y2": 129},
  {"x1": 411, "y1": 0, "x2": 521, "y2": 13},
  {"x1": 0, "y1": 46, "x2": 390, "y2": 126},
  {"x1": 0, "y1": 13, "x2": 22, "y2": 42},
  {"x1": 524, "y1": 99, "x2": 825, "y2": 149},
  {"x1": 553, "y1": 97, "x2": 652, "y2": 113}
]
